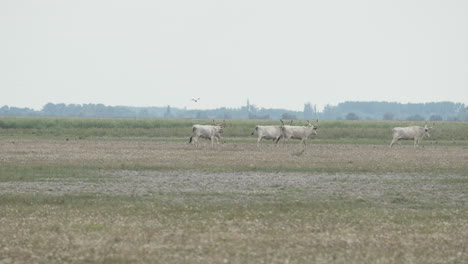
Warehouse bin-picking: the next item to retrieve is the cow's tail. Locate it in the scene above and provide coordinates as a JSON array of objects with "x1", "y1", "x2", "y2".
[
  {"x1": 189, "y1": 136, "x2": 193, "y2": 144},
  {"x1": 251, "y1": 126, "x2": 258, "y2": 136}
]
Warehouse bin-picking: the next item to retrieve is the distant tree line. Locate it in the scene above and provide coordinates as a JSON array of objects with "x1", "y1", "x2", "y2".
[
  {"x1": 321, "y1": 101, "x2": 467, "y2": 121},
  {"x1": 1, "y1": 101, "x2": 467, "y2": 121}
]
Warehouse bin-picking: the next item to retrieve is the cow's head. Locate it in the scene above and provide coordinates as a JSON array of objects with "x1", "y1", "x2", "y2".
[
  {"x1": 423, "y1": 125, "x2": 431, "y2": 138},
  {"x1": 307, "y1": 120, "x2": 319, "y2": 136},
  {"x1": 213, "y1": 120, "x2": 225, "y2": 133}
]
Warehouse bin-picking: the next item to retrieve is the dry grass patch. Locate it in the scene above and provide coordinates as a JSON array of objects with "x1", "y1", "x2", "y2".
[
  {"x1": 1, "y1": 138, "x2": 467, "y2": 173},
  {"x1": 1, "y1": 138, "x2": 467, "y2": 263},
  {"x1": 1, "y1": 194, "x2": 467, "y2": 264}
]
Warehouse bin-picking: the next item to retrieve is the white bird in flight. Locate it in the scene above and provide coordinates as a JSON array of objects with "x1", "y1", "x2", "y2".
[{"x1": 191, "y1": 98, "x2": 200, "y2": 102}]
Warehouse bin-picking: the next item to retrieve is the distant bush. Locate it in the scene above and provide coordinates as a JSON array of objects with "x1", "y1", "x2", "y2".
[
  {"x1": 383, "y1": 112, "x2": 394, "y2": 120},
  {"x1": 281, "y1": 113, "x2": 297, "y2": 120},
  {"x1": 406, "y1": 115, "x2": 425, "y2": 121},
  {"x1": 346, "y1": 112, "x2": 360, "y2": 120},
  {"x1": 429, "y1": 115, "x2": 443, "y2": 121}
]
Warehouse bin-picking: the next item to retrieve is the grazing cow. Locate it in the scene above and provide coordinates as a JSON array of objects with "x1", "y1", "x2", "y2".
[
  {"x1": 251, "y1": 125, "x2": 283, "y2": 147},
  {"x1": 189, "y1": 121, "x2": 225, "y2": 147},
  {"x1": 277, "y1": 120, "x2": 318, "y2": 145},
  {"x1": 251, "y1": 120, "x2": 292, "y2": 147},
  {"x1": 389, "y1": 125, "x2": 432, "y2": 147}
]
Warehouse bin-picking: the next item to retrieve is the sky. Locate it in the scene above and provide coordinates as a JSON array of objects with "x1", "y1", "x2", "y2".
[{"x1": 1, "y1": 0, "x2": 467, "y2": 111}]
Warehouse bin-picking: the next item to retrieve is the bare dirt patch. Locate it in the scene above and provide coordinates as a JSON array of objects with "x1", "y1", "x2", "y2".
[
  {"x1": 1, "y1": 170, "x2": 466, "y2": 209},
  {"x1": 1, "y1": 138, "x2": 467, "y2": 173},
  {"x1": 1, "y1": 138, "x2": 467, "y2": 207}
]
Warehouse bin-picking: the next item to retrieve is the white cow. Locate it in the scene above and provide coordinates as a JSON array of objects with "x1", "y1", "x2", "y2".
[
  {"x1": 251, "y1": 125, "x2": 283, "y2": 147},
  {"x1": 389, "y1": 125, "x2": 432, "y2": 148},
  {"x1": 189, "y1": 122, "x2": 225, "y2": 147},
  {"x1": 278, "y1": 120, "x2": 318, "y2": 145}
]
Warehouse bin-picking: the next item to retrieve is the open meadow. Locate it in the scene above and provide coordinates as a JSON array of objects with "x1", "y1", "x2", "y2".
[{"x1": 0, "y1": 117, "x2": 467, "y2": 263}]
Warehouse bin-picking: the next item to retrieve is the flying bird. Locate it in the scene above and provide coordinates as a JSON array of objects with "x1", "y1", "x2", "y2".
[{"x1": 191, "y1": 98, "x2": 200, "y2": 102}]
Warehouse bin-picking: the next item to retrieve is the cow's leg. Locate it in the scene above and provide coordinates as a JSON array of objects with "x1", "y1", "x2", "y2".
[
  {"x1": 257, "y1": 136, "x2": 262, "y2": 147},
  {"x1": 281, "y1": 137, "x2": 286, "y2": 146},
  {"x1": 414, "y1": 138, "x2": 419, "y2": 147},
  {"x1": 273, "y1": 137, "x2": 281, "y2": 147},
  {"x1": 275, "y1": 136, "x2": 282, "y2": 145},
  {"x1": 389, "y1": 137, "x2": 399, "y2": 148},
  {"x1": 280, "y1": 137, "x2": 290, "y2": 148},
  {"x1": 272, "y1": 137, "x2": 278, "y2": 146}
]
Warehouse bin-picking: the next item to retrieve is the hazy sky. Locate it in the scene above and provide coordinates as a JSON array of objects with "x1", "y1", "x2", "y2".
[{"x1": 1, "y1": 0, "x2": 467, "y2": 111}]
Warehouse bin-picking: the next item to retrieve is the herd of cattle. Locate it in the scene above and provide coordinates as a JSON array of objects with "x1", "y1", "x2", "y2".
[{"x1": 189, "y1": 120, "x2": 433, "y2": 148}]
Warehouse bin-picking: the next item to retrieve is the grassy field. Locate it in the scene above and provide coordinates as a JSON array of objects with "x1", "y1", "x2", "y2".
[
  {"x1": 0, "y1": 117, "x2": 467, "y2": 263},
  {"x1": 1, "y1": 116, "x2": 468, "y2": 144}
]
